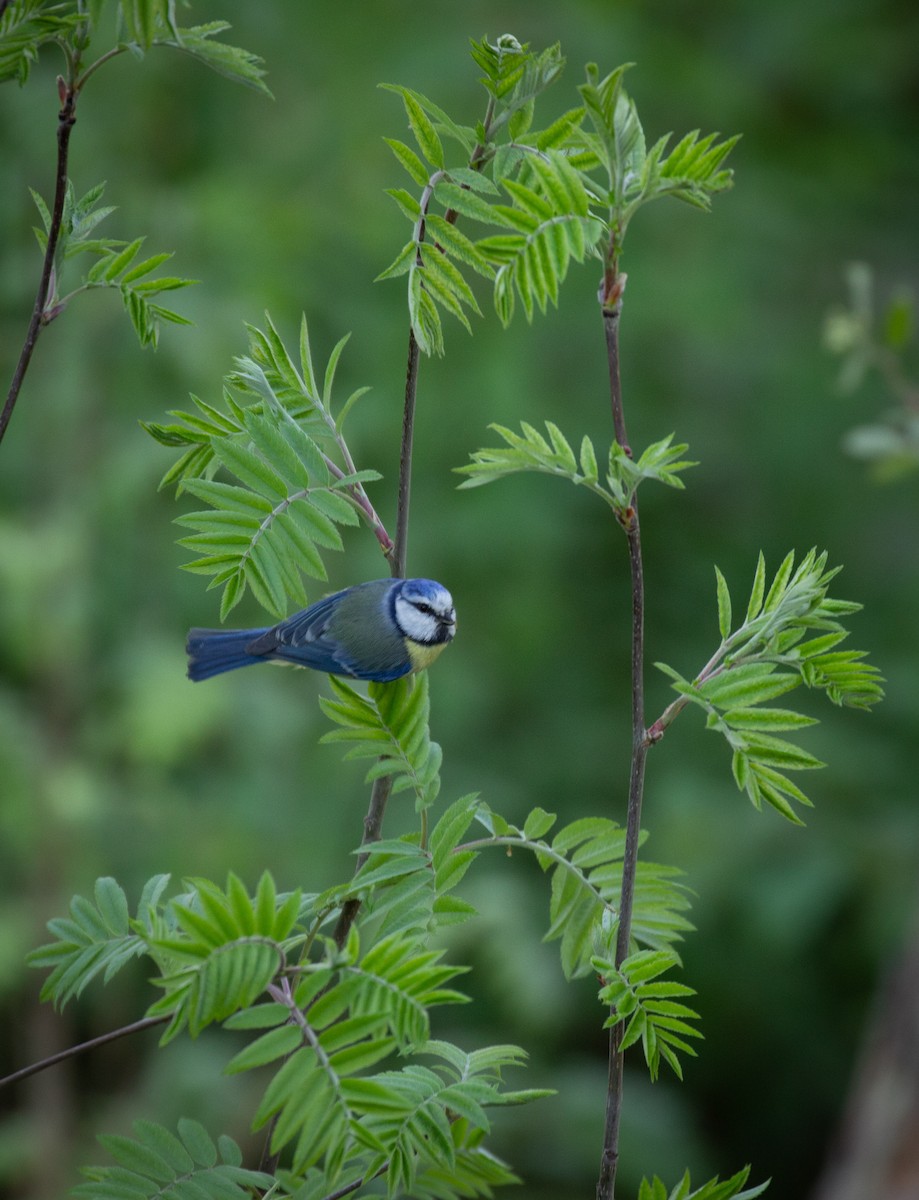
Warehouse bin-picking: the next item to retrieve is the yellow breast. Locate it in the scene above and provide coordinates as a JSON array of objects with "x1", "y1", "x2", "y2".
[{"x1": 406, "y1": 640, "x2": 448, "y2": 672}]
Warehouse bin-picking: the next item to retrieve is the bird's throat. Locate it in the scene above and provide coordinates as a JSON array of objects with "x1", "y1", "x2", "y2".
[{"x1": 406, "y1": 640, "x2": 448, "y2": 672}]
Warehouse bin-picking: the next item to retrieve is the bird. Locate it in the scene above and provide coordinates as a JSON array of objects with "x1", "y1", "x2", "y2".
[{"x1": 186, "y1": 578, "x2": 456, "y2": 684}]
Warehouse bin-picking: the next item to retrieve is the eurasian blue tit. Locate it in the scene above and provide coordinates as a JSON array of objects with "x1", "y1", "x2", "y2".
[{"x1": 186, "y1": 577, "x2": 456, "y2": 683}]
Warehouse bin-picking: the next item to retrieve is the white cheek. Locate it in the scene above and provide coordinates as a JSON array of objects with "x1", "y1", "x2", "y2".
[{"x1": 395, "y1": 596, "x2": 436, "y2": 642}]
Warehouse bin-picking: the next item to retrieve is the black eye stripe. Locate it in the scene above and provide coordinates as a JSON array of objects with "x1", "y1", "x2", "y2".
[{"x1": 404, "y1": 595, "x2": 453, "y2": 621}]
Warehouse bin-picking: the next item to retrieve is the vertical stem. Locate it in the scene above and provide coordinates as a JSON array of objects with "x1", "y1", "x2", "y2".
[
  {"x1": 331, "y1": 774, "x2": 393, "y2": 947},
  {"x1": 330, "y1": 92, "x2": 489, "y2": 950},
  {"x1": 332, "y1": 326, "x2": 420, "y2": 948},
  {"x1": 596, "y1": 302, "x2": 649, "y2": 1200},
  {"x1": 1, "y1": 80, "x2": 78, "y2": 446},
  {"x1": 394, "y1": 328, "x2": 420, "y2": 580},
  {"x1": 604, "y1": 304, "x2": 630, "y2": 454},
  {"x1": 334, "y1": 95, "x2": 494, "y2": 945}
]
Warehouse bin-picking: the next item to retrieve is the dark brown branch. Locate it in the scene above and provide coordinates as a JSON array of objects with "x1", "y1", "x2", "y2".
[
  {"x1": 0, "y1": 1015, "x2": 166, "y2": 1090},
  {"x1": 328, "y1": 103, "x2": 496, "y2": 957},
  {"x1": 596, "y1": 300, "x2": 648, "y2": 1200},
  {"x1": 320, "y1": 1165, "x2": 387, "y2": 1200},
  {"x1": 1, "y1": 77, "x2": 78, "y2": 446},
  {"x1": 330, "y1": 85, "x2": 492, "y2": 1049},
  {"x1": 604, "y1": 303, "x2": 630, "y2": 456},
  {"x1": 331, "y1": 774, "x2": 395, "y2": 948},
  {"x1": 331, "y1": 324, "x2": 420, "y2": 950},
  {"x1": 393, "y1": 327, "x2": 420, "y2": 580}
]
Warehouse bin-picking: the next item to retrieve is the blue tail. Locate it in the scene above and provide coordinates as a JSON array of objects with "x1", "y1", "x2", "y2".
[{"x1": 186, "y1": 626, "x2": 270, "y2": 682}]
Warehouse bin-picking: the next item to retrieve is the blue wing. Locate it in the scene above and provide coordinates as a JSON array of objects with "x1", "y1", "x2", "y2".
[
  {"x1": 245, "y1": 586, "x2": 411, "y2": 682},
  {"x1": 187, "y1": 582, "x2": 413, "y2": 683}
]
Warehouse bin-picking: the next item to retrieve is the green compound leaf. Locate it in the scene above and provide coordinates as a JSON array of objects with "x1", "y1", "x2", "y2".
[
  {"x1": 458, "y1": 422, "x2": 694, "y2": 515},
  {"x1": 637, "y1": 1165, "x2": 770, "y2": 1200},
  {"x1": 596, "y1": 948, "x2": 702, "y2": 1081},
  {"x1": 147, "y1": 317, "x2": 383, "y2": 618},
  {"x1": 320, "y1": 673, "x2": 442, "y2": 811},
  {"x1": 74, "y1": 1120, "x2": 272, "y2": 1200},
  {"x1": 27, "y1": 874, "x2": 170, "y2": 1009},
  {"x1": 475, "y1": 153, "x2": 605, "y2": 326},
  {"x1": 657, "y1": 550, "x2": 884, "y2": 822},
  {"x1": 165, "y1": 22, "x2": 271, "y2": 96},
  {"x1": 0, "y1": 2, "x2": 82, "y2": 86},
  {"x1": 466, "y1": 808, "x2": 692, "y2": 979},
  {"x1": 146, "y1": 872, "x2": 300, "y2": 1042}
]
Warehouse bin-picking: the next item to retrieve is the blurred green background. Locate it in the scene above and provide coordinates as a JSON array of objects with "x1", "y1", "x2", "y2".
[{"x1": 1, "y1": 1, "x2": 918, "y2": 1197}]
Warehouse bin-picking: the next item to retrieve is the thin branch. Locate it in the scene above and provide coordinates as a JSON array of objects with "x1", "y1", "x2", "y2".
[
  {"x1": 0, "y1": 1015, "x2": 166, "y2": 1090},
  {"x1": 320, "y1": 1162, "x2": 388, "y2": 1200},
  {"x1": 647, "y1": 644, "x2": 726, "y2": 742},
  {"x1": 331, "y1": 87, "x2": 492, "y2": 993},
  {"x1": 321, "y1": 1174, "x2": 375, "y2": 1200},
  {"x1": 392, "y1": 96, "x2": 494, "y2": 569},
  {"x1": 596, "y1": 299, "x2": 648, "y2": 1200},
  {"x1": 331, "y1": 290, "x2": 421, "y2": 952},
  {"x1": 1, "y1": 76, "x2": 78, "y2": 445},
  {"x1": 393, "y1": 327, "x2": 420, "y2": 580},
  {"x1": 603, "y1": 301, "x2": 630, "y2": 455},
  {"x1": 331, "y1": 773, "x2": 395, "y2": 948}
]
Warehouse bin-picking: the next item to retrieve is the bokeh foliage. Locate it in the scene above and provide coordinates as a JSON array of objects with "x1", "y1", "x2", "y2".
[{"x1": 1, "y1": 2, "x2": 918, "y2": 1198}]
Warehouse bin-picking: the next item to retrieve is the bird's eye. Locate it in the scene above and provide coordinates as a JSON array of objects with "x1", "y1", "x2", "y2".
[{"x1": 414, "y1": 602, "x2": 434, "y2": 616}]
